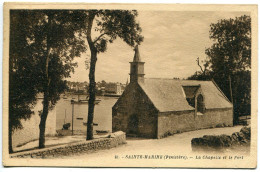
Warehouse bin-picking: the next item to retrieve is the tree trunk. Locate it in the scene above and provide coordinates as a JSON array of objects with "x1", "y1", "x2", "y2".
[
  {"x1": 86, "y1": 12, "x2": 96, "y2": 140},
  {"x1": 9, "y1": 126, "x2": 13, "y2": 153},
  {"x1": 87, "y1": 50, "x2": 97, "y2": 140},
  {"x1": 39, "y1": 12, "x2": 52, "y2": 148},
  {"x1": 39, "y1": 90, "x2": 49, "y2": 148}
]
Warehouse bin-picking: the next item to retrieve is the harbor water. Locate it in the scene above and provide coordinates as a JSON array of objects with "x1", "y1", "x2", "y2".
[{"x1": 56, "y1": 95, "x2": 118, "y2": 134}]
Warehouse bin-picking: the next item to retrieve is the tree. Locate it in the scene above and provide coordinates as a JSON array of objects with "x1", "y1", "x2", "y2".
[
  {"x1": 84, "y1": 10, "x2": 143, "y2": 140},
  {"x1": 206, "y1": 15, "x2": 251, "y2": 74},
  {"x1": 189, "y1": 15, "x2": 251, "y2": 124},
  {"x1": 10, "y1": 10, "x2": 87, "y2": 149},
  {"x1": 9, "y1": 11, "x2": 40, "y2": 153},
  {"x1": 187, "y1": 57, "x2": 211, "y2": 81},
  {"x1": 35, "y1": 10, "x2": 87, "y2": 148}
]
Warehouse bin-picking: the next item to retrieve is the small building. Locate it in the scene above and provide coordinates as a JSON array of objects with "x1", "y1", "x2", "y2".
[
  {"x1": 105, "y1": 82, "x2": 122, "y2": 95},
  {"x1": 112, "y1": 46, "x2": 233, "y2": 138}
]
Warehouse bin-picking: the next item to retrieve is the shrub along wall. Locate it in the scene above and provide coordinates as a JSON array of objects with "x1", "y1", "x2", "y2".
[
  {"x1": 11, "y1": 131, "x2": 126, "y2": 158},
  {"x1": 191, "y1": 127, "x2": 250, "y2": 151}
]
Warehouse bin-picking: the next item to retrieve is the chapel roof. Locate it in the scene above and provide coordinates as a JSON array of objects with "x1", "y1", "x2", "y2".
[{"x1": 139, "y1": 78, "x2": 233, "y2": 112}]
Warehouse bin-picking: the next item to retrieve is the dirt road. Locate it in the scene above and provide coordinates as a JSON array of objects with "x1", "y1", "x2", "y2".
[{"x1": 62, "y1": 126, "x2": 245, "y2": 160}]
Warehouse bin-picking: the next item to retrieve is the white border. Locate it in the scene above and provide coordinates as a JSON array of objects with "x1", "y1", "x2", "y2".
[{"x1": 0, "y1": 0, "x2": 259, "y2": 171}]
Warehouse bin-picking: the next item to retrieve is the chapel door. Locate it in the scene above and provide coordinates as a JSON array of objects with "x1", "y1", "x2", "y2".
[{"x1": 128, "y1": 113, "x2": 139, "y2": 135}]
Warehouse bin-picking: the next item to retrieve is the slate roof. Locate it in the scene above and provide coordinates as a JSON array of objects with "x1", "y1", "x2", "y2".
[{"x1": 139, "y1": 78, "x2": 233, "y2": 112}]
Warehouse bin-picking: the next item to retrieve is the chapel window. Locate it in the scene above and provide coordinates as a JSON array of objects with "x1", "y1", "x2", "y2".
[
  {"x1": 182, "y1": 85, "x2": 200, "y2": 108},
  {"x1": 197, "y1": 94, "x2": 205, "y2": 113},
  {"x1": 186, "y1": 97, "x2": 195, "y2": 108}
]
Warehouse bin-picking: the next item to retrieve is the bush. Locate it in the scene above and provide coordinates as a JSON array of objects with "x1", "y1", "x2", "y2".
[{"x1": 191, "y1": 127, "x2": 251, "y2": 150}]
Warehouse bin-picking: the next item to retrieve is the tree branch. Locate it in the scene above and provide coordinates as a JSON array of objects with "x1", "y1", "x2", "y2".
[
  {"x1": 197, "y1": 57, "x2": 204, "y2": 73},
  {"x1": 86, "y1": 13, "x2": 95, "y2": 50},
  {"x1": 93, "y1": 32, "x2": 108, "y2": 44}
]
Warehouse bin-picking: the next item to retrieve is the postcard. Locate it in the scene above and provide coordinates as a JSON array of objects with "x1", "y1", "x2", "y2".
[{"x1": 2, "y1": 3, "x2": 258, "y2": 168}]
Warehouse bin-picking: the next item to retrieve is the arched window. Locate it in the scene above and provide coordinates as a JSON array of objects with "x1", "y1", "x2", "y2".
[{"x1": 197, "y1": 94, "x2": 205, "y2": 113}]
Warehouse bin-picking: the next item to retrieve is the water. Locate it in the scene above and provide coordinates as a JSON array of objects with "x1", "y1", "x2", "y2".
[{"x1": 56, "y1": 95, "x2": 118, "y2": 133}]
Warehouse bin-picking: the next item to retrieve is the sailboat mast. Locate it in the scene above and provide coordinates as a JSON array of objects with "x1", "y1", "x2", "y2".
[
  {"x1": 78, "y1": 86, "x2": 80, "y2": 101},
  {"x1": 64, "y1": 109, "x2": 66, "y2": 124}
]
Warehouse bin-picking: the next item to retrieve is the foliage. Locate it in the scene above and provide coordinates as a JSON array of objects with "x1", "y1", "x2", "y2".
[
  {"x1": 9, "y1": 10, "x2": 87, "y2": 149},
  {"x1": 85, "y1": 10, "x2": 143, "y2": 140},
  {"x1": 35, "y1": 10, "x2": 87, "y2": 148},
  {"x1": 28, "y1": 10, "x2": 86, "y2": 99},
  {"x1": 9, "y1": 9, "x2": 143, "y2": 150},
  {"x1": 188, "y1": 15, "x2": 251, "y2": 123},
  {"x1": 9, "y1": 10, "x2": 40, "y2": 153},
  {"x1": 206, "y1": 15, "x2": 251, "y2": 73},
  {"x1": 92, "y1": 10, "x2": 143, "y2": 51}
]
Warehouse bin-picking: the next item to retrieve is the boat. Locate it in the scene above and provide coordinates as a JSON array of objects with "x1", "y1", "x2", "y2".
[
  {"x1": 71, "y1": 94, "x2": 101, "y2": 104},
  {"x1": 36, "y1": 93, "x2": 44, "y2": 99},
  {"x1": 83, "y1": 122, "x2": 98, "y2": 126},
  {"x1": 63, "y1": 95, "x2": 68, "y2": 99},
  {"x1": 96, "y1": 130, "x2": 109, "y2": 134},
  {"x1": 62, "y1": 123, "x2": 71, "y2": 130},
  {"x1": 72, "y1": 99, "x2": 101, "y2": 104},
  {"x1": 37, "y1": 96, "x2": 44, "y2": 99},
  {"x1": 104, "y1": 93, "x2": 121, "y2": 98}
]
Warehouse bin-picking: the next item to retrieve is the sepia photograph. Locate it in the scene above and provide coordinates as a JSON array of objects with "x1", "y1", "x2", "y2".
[{"x1": 2, "y1": 3, "x2": 258, "y2": 168}]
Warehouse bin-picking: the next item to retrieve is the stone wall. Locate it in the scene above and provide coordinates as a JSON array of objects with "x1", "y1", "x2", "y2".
[
  {"x1": 113, "y1": 83, "x2": 138, "y2": 133},
  {"x1": 11, "y1": 131, "x2": 126, "y2": 158},
  {"x1": 157, "y1": 108, "x2": 233, "y2": 138},
  {"x1": 113, "y1": 82, "x2": 157, "y2": 138},
  {"x1": 196, "y1": 108, "x2": 233, "y2": 128},
  {"x1": 12, "y1": 99, "x2": 56, "y2": 147}
]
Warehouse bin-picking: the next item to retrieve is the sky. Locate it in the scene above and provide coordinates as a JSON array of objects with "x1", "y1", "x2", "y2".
[{"x1": 68, "y1": 11, "x2": 249, "y2": 83}]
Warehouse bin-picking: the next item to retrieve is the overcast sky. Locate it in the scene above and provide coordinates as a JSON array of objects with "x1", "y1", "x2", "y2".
[{"x1": 68, "y1": 11, "x2": 249, "y2": 83}]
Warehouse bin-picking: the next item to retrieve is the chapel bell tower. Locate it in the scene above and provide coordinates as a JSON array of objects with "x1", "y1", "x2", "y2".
[{"x1": 130, "y1": 46, "x2": 145, "y2": 83}]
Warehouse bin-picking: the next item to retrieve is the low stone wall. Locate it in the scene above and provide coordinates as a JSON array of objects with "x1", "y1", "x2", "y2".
[
  {"x1": 11, "y1": 131, "x2": 126, "y2": 158},
  {"x1": 191, "y1": 127, "x2": 250, "y2": 151}
]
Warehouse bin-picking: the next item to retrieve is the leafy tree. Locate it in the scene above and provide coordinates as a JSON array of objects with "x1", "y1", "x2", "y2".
[
  {"x1": 84, "y1": 10, "x2": 143, "y2": 140},
  {"x1": 10, "y1": 10, "x2": 87, "y2": 149},
  {"x1": 188, "y1": 15, "x2": 251, "y2": 124},
  {"x1": 206, "y1": 15, "x2": 251, "y2": 73},
  {"x1": 35, "y1": 10, "x2": 87, "y2": 148},
  {"x1": 100, "y1": 80, "x2": 107, "y2": 87},
  {"x1": 9, "y1": 11, "x2": 40, "y2": 153}
]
